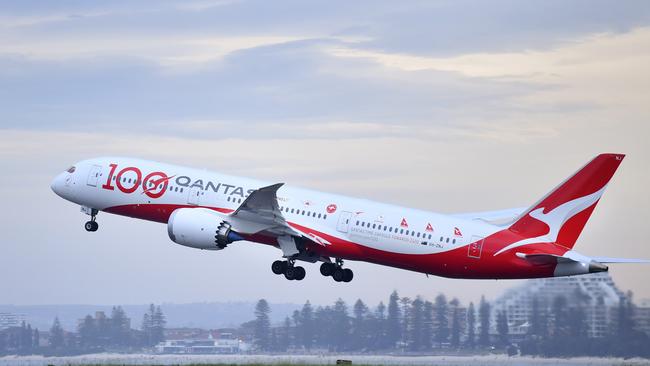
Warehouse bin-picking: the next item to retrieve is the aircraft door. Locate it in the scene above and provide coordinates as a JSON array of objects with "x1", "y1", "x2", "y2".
[
  {"x1": 86, "y1": 164, "x2": 102, "y2": 187},
  {"x1": 336, "y1": 211, "x2": 353, "y2": 233},
  {"x1": 468, "y1": 236, "x2": 484, "y2": 259},
  {"x1": 188, "y1": 187, "x2": 202, "y2": 205}
]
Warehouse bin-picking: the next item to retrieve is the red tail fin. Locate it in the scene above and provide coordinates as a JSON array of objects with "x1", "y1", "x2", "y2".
[{"x1": 508, "y1": 153, "x2": 625, "y2": 250}]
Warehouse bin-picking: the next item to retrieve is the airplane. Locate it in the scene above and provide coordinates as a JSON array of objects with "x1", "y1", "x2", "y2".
[{"x1": 50, "y1": 153, "x2": 647, "y2": 282}]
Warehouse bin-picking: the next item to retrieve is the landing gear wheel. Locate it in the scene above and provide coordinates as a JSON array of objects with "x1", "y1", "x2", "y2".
[
  {"x1": 294, "y1": 266, "x2": 306, "y2": 281},
  {"x1": 84, "y1": 221, "x2": 98, "y2": 232},
  {"x1": 343, "y1": 268, "x2": 354, "y2": 282},
  {"x1": 320, "y1": 262, "x2": 335, "y2": 276},
  {"x1": 332, "y1": 268, "x2": 345, "y2": 282},
  {"x1": 271, "y1": 260, "x2": 287, "y2": 275},
  {"x1": 284, "y1": 266, "x2": 297, "y2": 281}
]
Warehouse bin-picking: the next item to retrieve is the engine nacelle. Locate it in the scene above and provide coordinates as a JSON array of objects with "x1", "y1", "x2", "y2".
[{"x1": 167, "y1": 208, "x2": 244, "y2": 250}]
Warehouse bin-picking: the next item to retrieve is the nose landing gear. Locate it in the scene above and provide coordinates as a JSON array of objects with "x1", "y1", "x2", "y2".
[
  {"x1": 271, "y1": 260, "x2": 306, "y2": 281},
  {"x1": 84, "y1": 211, "x2": 99, "y2": 232}
]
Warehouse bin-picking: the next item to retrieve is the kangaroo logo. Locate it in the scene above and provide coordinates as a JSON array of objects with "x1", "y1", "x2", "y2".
[{"x1": 494, "y1": 185, "x2": 607, "y2": 256}]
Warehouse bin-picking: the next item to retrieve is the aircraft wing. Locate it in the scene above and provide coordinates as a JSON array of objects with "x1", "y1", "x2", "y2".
[
  {"x1": 450, "y1": 207, "x2": 526, "y2": 225},
  {"x1": 228, "y1": 183, "x2": 330, "y2": 247}
]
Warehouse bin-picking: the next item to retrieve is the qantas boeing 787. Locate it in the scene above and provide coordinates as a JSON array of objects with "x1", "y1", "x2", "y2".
[{"x1": 51, "y1": 153, "x2": 647, "y2": 282}]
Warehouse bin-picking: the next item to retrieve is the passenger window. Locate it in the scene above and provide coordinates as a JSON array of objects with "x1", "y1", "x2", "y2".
[
  {"x1": 356, "y1": 220, "x2": 359, "y2": 225},
  {"x1": 384, "y1": 225, "x2": 387, "y2": 231},
  {"x1": 389, "y1": 227, "x2": 393, "y2": 233},
  {"x1": 417, "y1": 232, "x2": 421, "y2": 238},
  {"x1": 446, "y1": 238, "x2": 450, "y2": 243},
  {"x1": 440, "y1": 236, "x2": 443, "y2": 241},
  {"x1": 302, "y1": 210, "x2": 305, "y2": 215},
  {"x1": 405, "y1": 230, "x2": 409, "y2": 235},
  {"x1": 452, "y1": 239, "x2": 456, "y2": 244},
  {"x1": 323, "y1": 214, "x2": 327, "y2": 219},
  {"x1": 372, "y1": 224, "x2": 376, "y2": 229},
  {"x1": 318, "y1": 213, "x2": 322, "y2": 219},
  {"x1": 400, "y1": 229, "x2": 404, "y2": 234}
]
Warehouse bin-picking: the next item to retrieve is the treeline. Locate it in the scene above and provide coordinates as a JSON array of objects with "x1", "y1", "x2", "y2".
[
  {"x1": 0, "y1": 321, "x2": 39, "y2": 355},
  {"x1": 249, "y1": 291, "x2": 494, "y2": 354},
  {"x1": 249, "y1": 290, "x2": 650, "y2": 358},
  {"x1": 518, "y1": 293, "x2": 650, "y2": 358},
  {"x1": 0, "y1": 304, "x2": 166, "y2": 355}
]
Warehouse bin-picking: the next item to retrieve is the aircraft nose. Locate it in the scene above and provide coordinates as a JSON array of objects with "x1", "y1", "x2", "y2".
[{"x1": 50, "y1": 172, "x2": 65, "y2": 197}]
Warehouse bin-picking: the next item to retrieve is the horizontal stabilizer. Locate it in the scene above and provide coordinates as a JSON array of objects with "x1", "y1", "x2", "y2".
[{"x1": 591, "y1": 257, "x2": 650, "y2": 264}]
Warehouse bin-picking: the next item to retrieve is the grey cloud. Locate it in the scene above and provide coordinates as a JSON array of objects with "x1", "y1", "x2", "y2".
[{"x1": 0, "y1": 39, "x2": 543, "y2": 139}]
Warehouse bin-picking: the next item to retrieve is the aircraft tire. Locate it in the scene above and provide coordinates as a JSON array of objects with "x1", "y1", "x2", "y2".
[
  {"x1": 294, "y1": 266, "x2": 306, "y2": 281},
  {"x1": 85, "y1": 221, "x2": 98, "y2": 232},
  {"x1": 332, "y1": 268, "x2": 345, "y2": 282},
  {"x1": 284, "y1": 266, "x2": 297, "y2": 280},
  {"x1": 343, "y1": 268, "x2": 353, "y2": 282},
  {"x1": 271, "y1": 260, "x2": 286, "y2": 275},
  {"x1": 320, "y1": 262, "x2": 335, "y2": 276}
]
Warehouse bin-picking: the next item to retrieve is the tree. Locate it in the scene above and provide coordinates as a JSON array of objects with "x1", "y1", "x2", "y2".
[
  {"x1": 375, "y1": 301, "x2": 388, "y2": 350},
  {"x1": 351, "y1": 299, "x2": 369, "y2": 351},
  {"x1": 49, "y1": 317, "x2": 64, "y2": 349},
  {"x1": 78, "y1": 315, "x2": 97, "y2": 347},
  {"x1": 434, "y1": 294, "x2": 449, "y2": 347},
  {"x1": 110, "y1": 306, "x2": 130, "y2": 346},
  {"x1": 152, "y1": 306, "x2": 166, "y2": 344},
  {"x1": 408, "y1": 297, "x2": 424, "y2": 351},
  {"x1": 279, "y1": 316, "x2": 291, "y2": 351},
  {"x1": 496, "y1": 310, "x2": 509, "y2": 347},
  {"x1": 141, "y1": 312, "x2": 151, "y2": 345},
  {"x1": 449, "y1": 298, "x2": 461, "y2": 349},
  {"x1": 253, "y1": 299, "x2": 271, "y2": 351},
  {"x1": 400, "y1": 296, "x2": 411, "y2": 348},
  {"x1": 478, "y1": 296, "x2": 490, "y2": 347},
  {"x1": 386, "y1": 291, "x2": 401, "y2": 348},
  {"x1": 466, "y1": 302, "x2": 476, "y2": 349},
  {"x1": 422, "y1": 301, "x2": 434, "y2": 351},
  {"x1": 33, "y1": 329, "x2": 40, "y2": 349},
  {"x1": 142, "y1": 304, "x2": 165, "y2": 346},
  {"x1": 331, "y1": 298, "x2": 350, "y2": 351},
  {"x1": 298, "y1": 301, "x2": 315, "y2": 350}
]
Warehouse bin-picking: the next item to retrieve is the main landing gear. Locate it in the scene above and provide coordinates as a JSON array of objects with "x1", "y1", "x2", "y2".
[
  {"x1": 271, "y1": 260, "x2": 306, "y2": 281},
  {"x1": 320, "y1": 259, "x2": 353, "y2": 283},
  {"x1": 84, "y1": 209, "x2": 99, "y2": 232}
]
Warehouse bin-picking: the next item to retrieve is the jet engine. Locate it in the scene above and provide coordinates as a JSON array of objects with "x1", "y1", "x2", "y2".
[{"x1": 167, "y1": 208, "x2": 244, "y2": 250}]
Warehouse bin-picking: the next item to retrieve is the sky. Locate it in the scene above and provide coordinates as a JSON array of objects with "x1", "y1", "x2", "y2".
[{"x1": 1, "y1": 0, "x2": 650, "y2": 309}]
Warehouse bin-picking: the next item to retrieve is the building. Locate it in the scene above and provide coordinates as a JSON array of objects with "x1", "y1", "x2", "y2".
[
  {"x1": 155, "y1": 332, "x2": 248, "y2": 354},
  {"x1": 0, "y1": 313, "x2": 26, "y2": 330},
  {"x1": 491, "y1": 272, "x2": 626, "y2": 339},
  {"x1": 634, "y1": 298, "x2": 650, "y2": 336}
]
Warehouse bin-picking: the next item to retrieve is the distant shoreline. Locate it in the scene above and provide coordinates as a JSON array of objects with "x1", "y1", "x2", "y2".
[{"x1": 1, "y1": 354, "x2": 649, "y2": 366}]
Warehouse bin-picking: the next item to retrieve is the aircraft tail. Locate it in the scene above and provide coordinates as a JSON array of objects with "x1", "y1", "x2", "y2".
[{"x1": 507, "y1": 153, "x2": 625, "y2": 251}]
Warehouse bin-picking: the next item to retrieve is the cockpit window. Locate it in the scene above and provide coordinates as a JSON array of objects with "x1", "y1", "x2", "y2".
[{"x1": 66, "y1": 166, "x2": 76, "y2": 173}]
